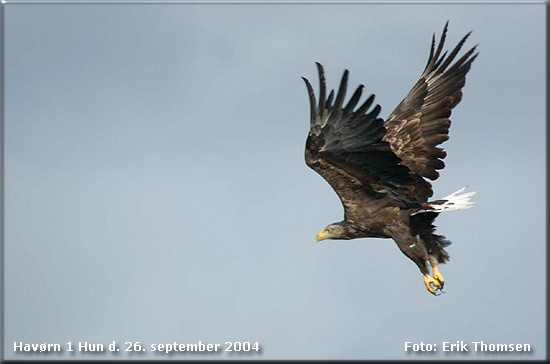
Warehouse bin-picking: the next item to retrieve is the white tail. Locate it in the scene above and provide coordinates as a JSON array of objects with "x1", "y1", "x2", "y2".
[{"x1": 417, "y1": 187, "x2": 477, "y2": 214}]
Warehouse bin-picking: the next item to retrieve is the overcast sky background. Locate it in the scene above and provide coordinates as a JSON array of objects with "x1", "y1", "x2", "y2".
[{"x1": 4, "y1": 2, "x2": 546, "y2": 361}]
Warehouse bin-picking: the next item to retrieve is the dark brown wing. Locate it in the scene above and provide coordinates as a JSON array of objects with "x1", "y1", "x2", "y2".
[
  {"x1": 303, "y1": 63, "x2": 431, "y2": 216},
  {"x1": 384, "y1": 22, "x2": 478, "y2": 186}
]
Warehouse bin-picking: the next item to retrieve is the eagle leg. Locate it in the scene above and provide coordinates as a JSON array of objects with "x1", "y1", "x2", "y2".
[
  {"x1": 432, "y1": 265, "x2": 445, "y2": 289},
  {"x1": 423, "y1": 274, "x2": 443, "y2": 296}
]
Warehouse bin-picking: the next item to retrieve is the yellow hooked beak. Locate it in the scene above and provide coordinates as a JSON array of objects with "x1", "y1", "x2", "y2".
[{"x1": 316, "y1": 230, "x2": 330, "y2": 242}]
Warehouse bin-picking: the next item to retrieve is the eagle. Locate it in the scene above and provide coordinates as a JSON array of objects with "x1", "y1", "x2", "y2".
[{"x1": 302, "y1": 22, "x2": 477, "y2": 295}]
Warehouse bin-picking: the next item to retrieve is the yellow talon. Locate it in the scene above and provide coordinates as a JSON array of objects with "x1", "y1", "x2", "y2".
[
  {"x1": 423, "y1": 274, "x2": 442, "y2": 295},
  {"x1": 432, "y1": 265, "x2": 445, "y2": 288}
]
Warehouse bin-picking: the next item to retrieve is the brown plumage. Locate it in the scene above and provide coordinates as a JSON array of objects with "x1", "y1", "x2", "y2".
[{"x1": 302, "y1": 22, "x2": 478, "y2": 295}]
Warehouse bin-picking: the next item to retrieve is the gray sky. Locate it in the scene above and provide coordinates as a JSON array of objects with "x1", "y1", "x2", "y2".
[{"x1": 4, "y1": 2, "x2": 546, "y2": 361}]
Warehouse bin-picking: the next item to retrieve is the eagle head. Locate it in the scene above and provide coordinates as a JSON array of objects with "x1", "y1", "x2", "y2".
[{"x1": 316, "y1": 222, "x2": 354, "y2": 242}]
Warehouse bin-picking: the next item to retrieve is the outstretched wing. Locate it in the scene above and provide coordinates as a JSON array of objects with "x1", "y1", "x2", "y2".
[
  {"x1": 303, "y1": 63, "x2": 431, "y2": 215},
  {"x1": 384, "y1": 22, "x2": 478, "y2": 184}
]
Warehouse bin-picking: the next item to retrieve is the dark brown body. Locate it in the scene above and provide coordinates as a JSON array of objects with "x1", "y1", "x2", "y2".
[{"x1": 336, "y1": 197, "x2": 447, "y2": 276}]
